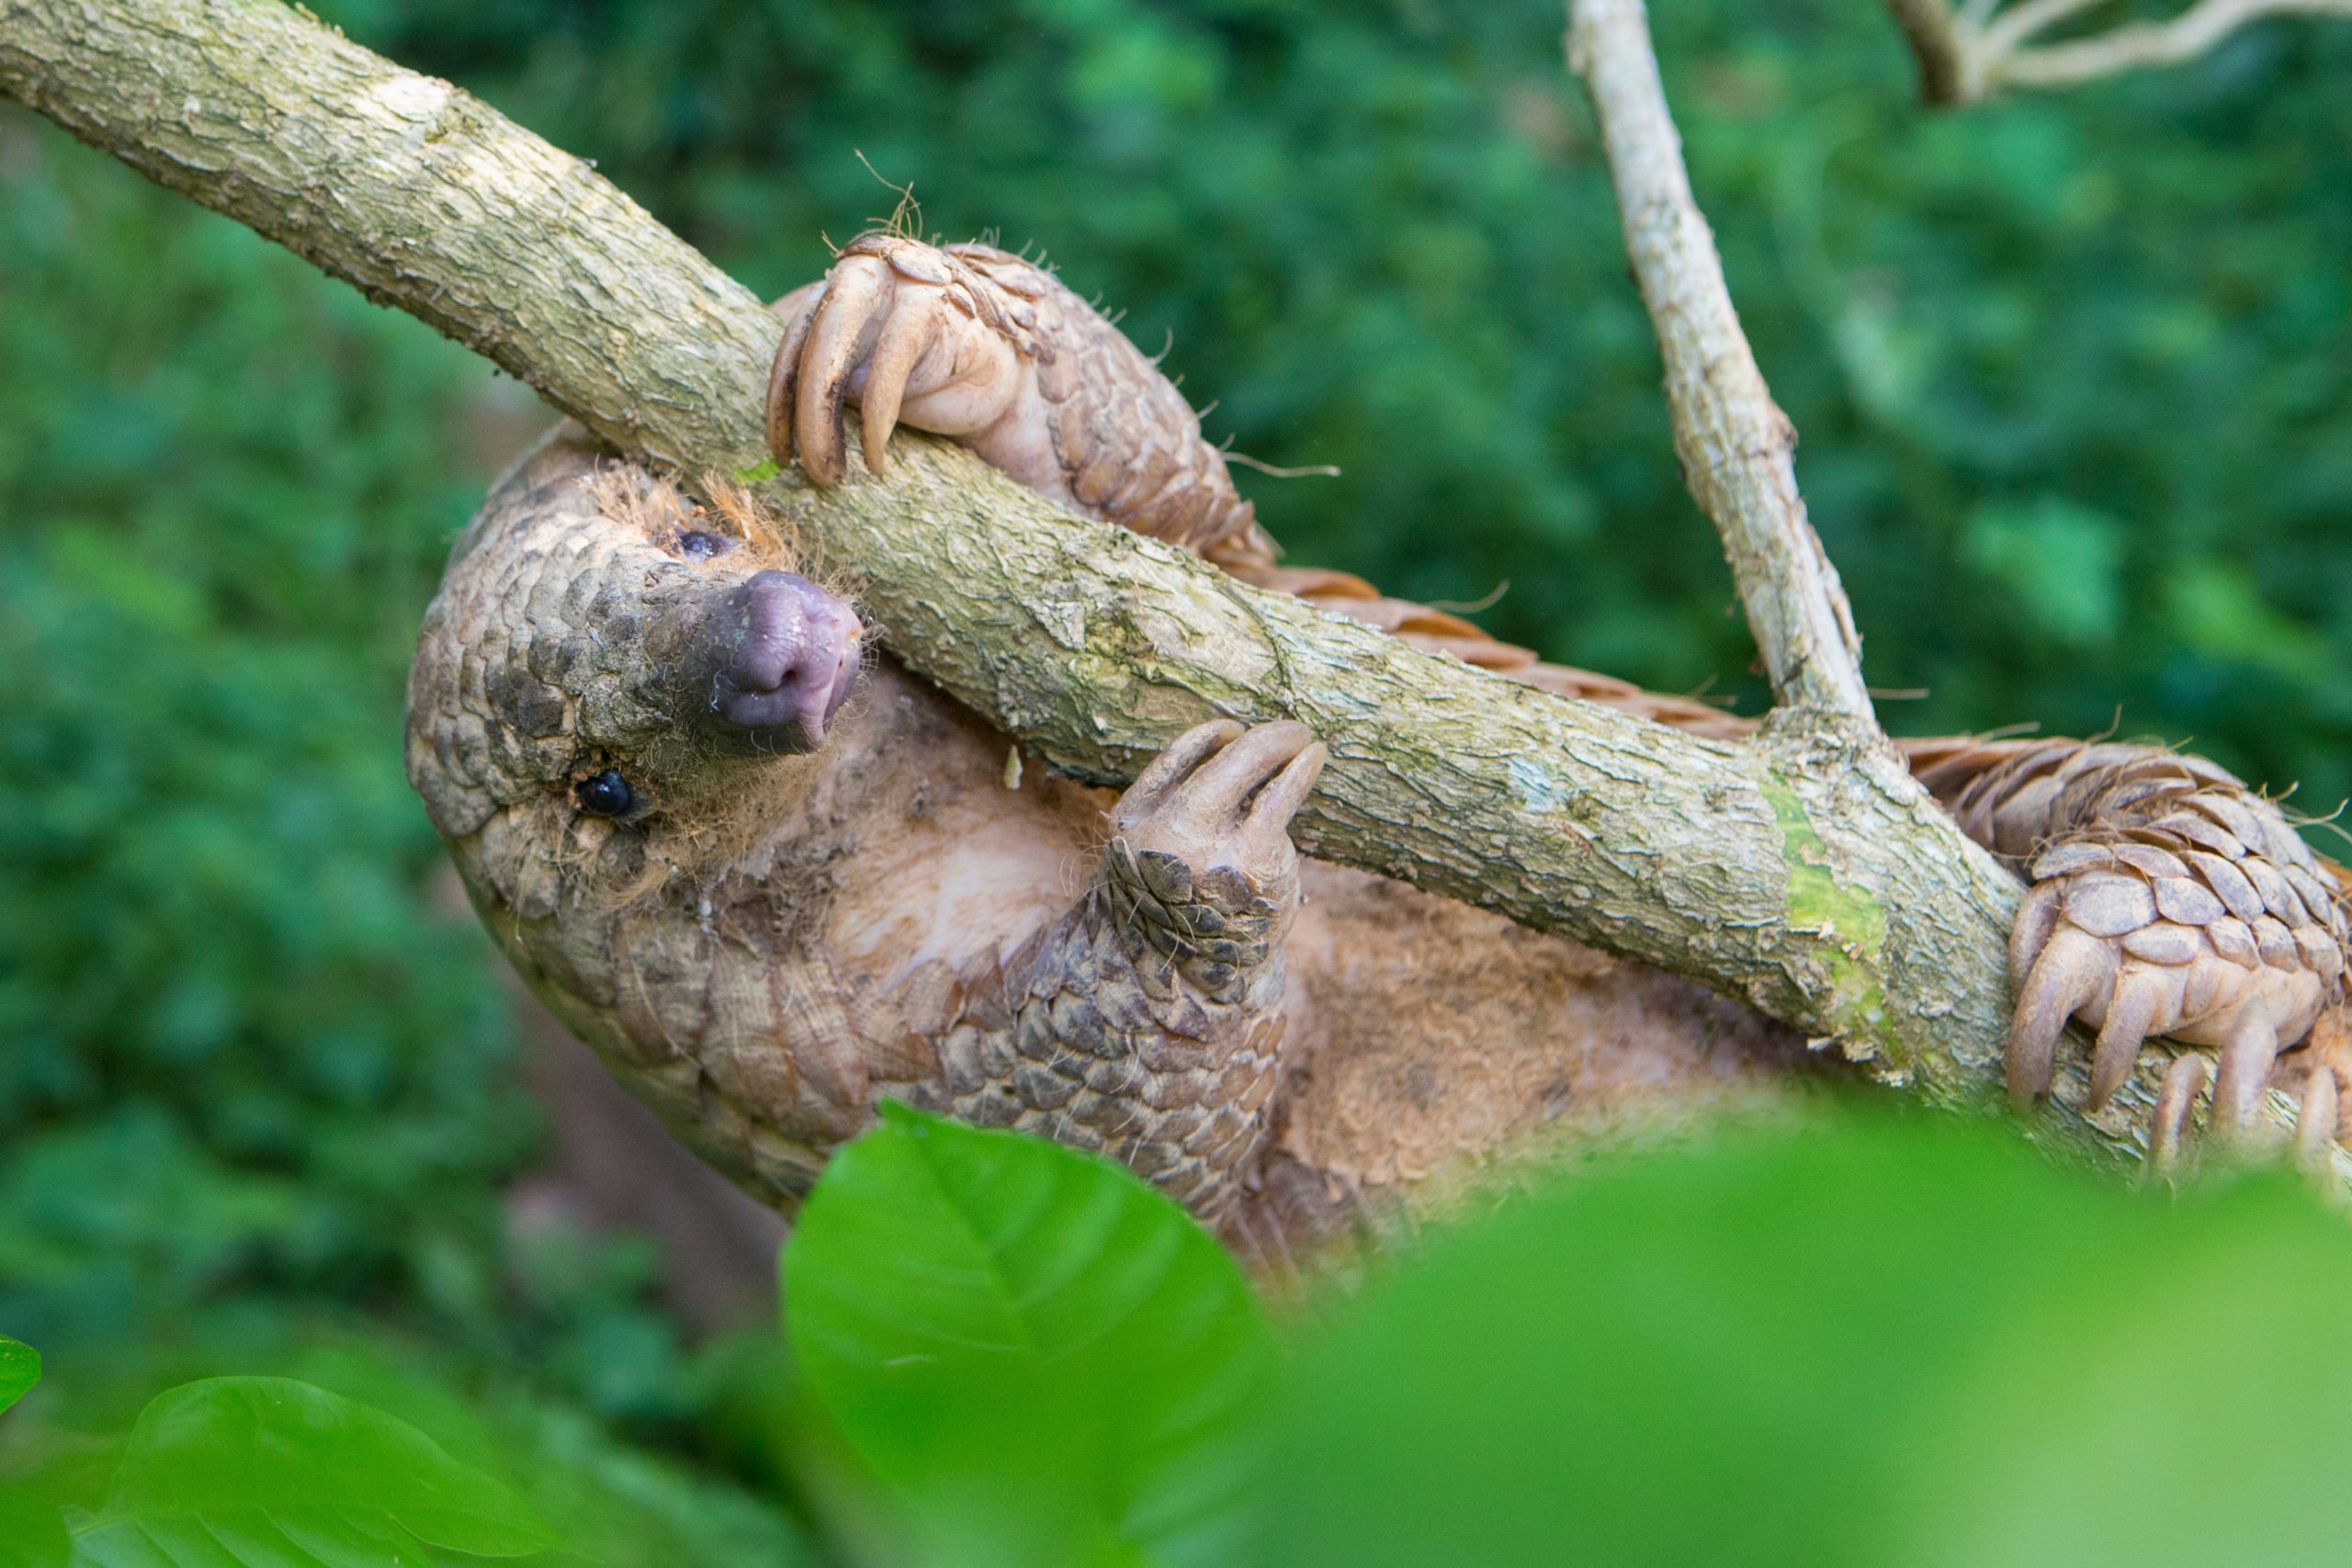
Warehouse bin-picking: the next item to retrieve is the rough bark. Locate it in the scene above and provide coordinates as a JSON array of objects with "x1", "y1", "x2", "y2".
[
  {"x1": 1566, "y1": 0, "x2": 1876, "y2": 728},
  {"x1": 5, "y1": 0, "x2": 2327, "y2": 1171}
]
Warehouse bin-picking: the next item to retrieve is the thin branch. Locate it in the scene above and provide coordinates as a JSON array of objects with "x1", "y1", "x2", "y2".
[
  {"x1": 1565, "y1": 0, "x2": 1879, "y2": 731},
  {"x1": 2003, "y1": 0, "x2": 2352, "y2": 86},
  {"x1": 1884, "y1": 0, "x2": 1981, "y2": 104},
  {"x1": 1883, "y1": 0, "x2": 2352, "y2": 103},
  {"x1": 2, "y1": 0, "x2": 2329, "y2": 1176},
  {"x1": 1978, "y1": 0, "x2": 2110, "y2": 57}
]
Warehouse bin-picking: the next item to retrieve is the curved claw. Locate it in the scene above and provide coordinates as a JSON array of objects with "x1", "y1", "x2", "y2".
[
  {"x1": 2149, "y1": 1052, "x2": 2210, "y2": 1176},
  {"x1": 1167, "y1": 721, "x2": 1318, "y2": 828},
  {"x1": 1112, "y1": 720, "x2": 1245, "y2": 834},
  {"x1": 763, "y1": 285, "x2": 823, "y2": 469},
  {"x1": 857, "y1": 292, "x2": 943, "y2": 477},
  {"x1": 1108, "y1": 720, "x2": 1323, "y2": 905},
  {"x1": 796, "y1": 257, "x2": 893, "y2": 487},
  {"x1": 2008, "y1": 880, "x2": 2064, "y2": 986},
  {"x1": 2211, "y1": 1003, "x2": 2282, "y2": 1139},
  {"x1": 1242, "y1": 740, "x2": 1328, "y2": 837},
  {"x1": 2296, "y1": 1065, "x2": 2340, "y2": 1168},
  {"x1": 2008, "y1": 927, "x2": 2118, "y2": 1106},
  {"x1": 2087, "y1": 970, "x2": 2167, "y2": 1111}
]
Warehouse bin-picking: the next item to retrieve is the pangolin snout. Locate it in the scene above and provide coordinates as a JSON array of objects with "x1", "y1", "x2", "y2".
[{"x1": 707, "y1": 570, "x2": 862, "y2": 751}]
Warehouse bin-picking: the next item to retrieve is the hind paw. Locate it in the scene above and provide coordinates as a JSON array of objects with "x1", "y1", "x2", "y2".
[
  {"x1": 2144, "y1": 1056, "x2": 2343, "y2": 1188},
  {"x1": 2007, "y1": 837, "x2": 2345, "y2": 1138}
]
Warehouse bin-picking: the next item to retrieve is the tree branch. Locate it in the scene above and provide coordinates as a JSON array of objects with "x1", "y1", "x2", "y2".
[
  {"x1": 1883, "y1": 0, "x2": 1982, "y2": 104},
  {"x1": 1566, "y1": 0, "x2": 1877, "y2": 730},
  {"x1": 1882, "y1": 0, "x2": 2352, "y2": 104},
  {"x1": 3, "y1": 0, "x2": 2324, "y2": 1174},
  {"x1": 2003, "y1": 0, "x2": 2352, "y2": 87}
]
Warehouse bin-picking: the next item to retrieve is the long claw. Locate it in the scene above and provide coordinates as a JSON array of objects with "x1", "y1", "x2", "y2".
[
  {"x1": 2149, "y1": 1052, "x2": 2210, "y2": 1176},
  {"x1": 1112, "y1": 721, "x2": 1244, "y2": 834},
  {"x1": 764, "y1": 287, "x2": 822, "y2": 468},
  {"x1": 2086, "y1": 971, "x2": 2166, "y2": 1111},
  {"x1": 2007, "y1": 928, "x2": 2116, "y2": 1106},
  {"x1": 2211, "y1": 1003, "x2": 2281, "y2": 1138},
  {"x1": 1240, "y1": 741, "x2": 1328, "y2": 836},
  {"x1": 856, "y1": 293, "x2": 941, "y2": 477},
  {"x1": 2296, "y1": 1066, "x2": 2340, "y2": 1168},
  {"x1": 2008, "y1": 880, "x2": 2064, "y2": 987},
  {"x1": 796, "y1": 258, "x2": 891, "y2": 487},
  {"x1": 1169, "y1": 721, "x2": 1317, "y2": 825}
]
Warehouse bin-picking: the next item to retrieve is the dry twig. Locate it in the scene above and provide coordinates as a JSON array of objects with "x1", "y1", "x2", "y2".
[{"x1": 1884, "y1": 0, "x2": 2352, "y2": 105}]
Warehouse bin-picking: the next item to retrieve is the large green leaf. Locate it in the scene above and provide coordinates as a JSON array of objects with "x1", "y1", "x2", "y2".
[
  {"x1": 0, "y1": 1338, "x2": 39, "y2": 1417},
  {"x1": 1267, "y1": 1115, "x2": 2352, "y2": 1567},
  {"x1": 784, "y1": 1104, "x2": 1273, "y2": 1568},
  {"x1": 68, "y1": 1378, "x2": 561, "y2": 1568},
  {"x1": 0, "y1": 1489, "x2": 70, "y2": 1568}
]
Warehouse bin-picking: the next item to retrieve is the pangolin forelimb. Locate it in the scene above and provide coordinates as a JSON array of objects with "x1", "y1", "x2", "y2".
[
  {"x1": 769, "y1": 230, "x2": 2352, "y2": 1156},
  {"x1": 924, "y1": 718, "x2": 1324, "y2": 1224}
]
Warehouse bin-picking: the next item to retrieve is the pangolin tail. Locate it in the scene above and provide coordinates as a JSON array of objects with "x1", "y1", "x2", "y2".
[{"x1": 1206, "y1": 542, "x2": 1758, "y2": 743}]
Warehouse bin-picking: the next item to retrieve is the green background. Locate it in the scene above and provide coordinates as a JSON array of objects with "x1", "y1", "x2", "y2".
[{"x1": 2, "y1": 0, "x2": 2346, "y2": 1533}]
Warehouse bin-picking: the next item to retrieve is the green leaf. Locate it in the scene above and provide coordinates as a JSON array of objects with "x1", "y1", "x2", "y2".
[
  {"x1": 1267, "y1": 1116, "x2": 2352, "y2": 1568},
  {"x1": 0, "y1": 1337, "x2": 39, "y2": 1416},
  {"x1": 731, "y1": 459, "x2": 782, "y2": 484},
  {"x1": 70, "y1": 1378, "x2": 562, "y2": 1567},
  {"x1": 0, "y1": 1489, "x2": 70, "y2": 1568},
  {"x1": 785, "y1": 1104, "x2": 1273, "y2": 1568}
]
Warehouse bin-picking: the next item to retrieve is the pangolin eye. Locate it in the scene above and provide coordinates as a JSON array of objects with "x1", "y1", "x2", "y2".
[
  {"x1": 574, "y1": 769, "x2": 637, "y2": 818},
  {"x1": 679, "y1": 530, "x2": 732, "y2": 559}
]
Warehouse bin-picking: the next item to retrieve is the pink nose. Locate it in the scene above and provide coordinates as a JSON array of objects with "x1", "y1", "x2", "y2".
[{"x1": 708, "y1": 570, "x2": 862, "y2": 751}]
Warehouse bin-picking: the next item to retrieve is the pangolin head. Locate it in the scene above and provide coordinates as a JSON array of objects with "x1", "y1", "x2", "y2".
[{"x1": 404, "y1": 424, "x2": 865, "y2": 918}]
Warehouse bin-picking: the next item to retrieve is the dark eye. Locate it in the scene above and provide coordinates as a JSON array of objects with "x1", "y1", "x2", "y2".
[
  {"x1": 574, "y1": 769, "x2": 637, "y2": 818},
  {"x1": 679, "y1": 530, "x2": 731, "y2": 559}
]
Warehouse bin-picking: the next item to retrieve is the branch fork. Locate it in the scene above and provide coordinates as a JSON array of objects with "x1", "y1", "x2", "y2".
[{"x1": 1884, "y1": 0, "x2": 2352, "y2": 105}]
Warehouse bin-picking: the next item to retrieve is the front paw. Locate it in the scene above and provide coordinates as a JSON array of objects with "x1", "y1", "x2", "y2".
[
  {"x1": 2007, "y1": 826, "x2": 2347, "y2": 1135},
  {"x1": 1102, "y1": 720, "x2": 1327, "y2": 976},
  {"x1": 763, "y1": 233, "x2": 1027, "y2": 487}
]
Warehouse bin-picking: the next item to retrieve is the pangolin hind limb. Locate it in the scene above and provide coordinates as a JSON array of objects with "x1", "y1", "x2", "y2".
[{"x1": 768, "y1": 231, "x2": 2350, "y2": 1147}]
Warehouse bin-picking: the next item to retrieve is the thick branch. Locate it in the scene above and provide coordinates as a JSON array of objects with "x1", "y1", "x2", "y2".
[
  {"x1": 1565, "y1": 0, "x2": 1876, "y2": 729},
  {"x1": 4, "y1": 0, "x2": 2319, "y2": 1171}
]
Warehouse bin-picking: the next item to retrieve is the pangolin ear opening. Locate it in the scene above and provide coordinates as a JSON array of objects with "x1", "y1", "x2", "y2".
[{"x1": 585, "y1": 464, "x2": 808, "y2": 573}]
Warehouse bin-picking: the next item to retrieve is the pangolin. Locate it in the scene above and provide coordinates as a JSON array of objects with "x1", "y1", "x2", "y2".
[{"x1": 404, "y1": 231, "x2": 2348, "y2": 1263}]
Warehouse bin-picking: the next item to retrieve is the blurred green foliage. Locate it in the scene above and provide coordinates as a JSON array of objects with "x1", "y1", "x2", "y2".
[
  {"x1": 785, "y1": 1106, "x2": 1272, "y2": 1567},
  {"x1": 0, "y1": 100, "x2": 692, "y2": 1419},
  {"x1": 3, "y1": 0, "x2": 2348, "y2": 1559},
  {"x1": 786, "y1": 1106, "x2": 2352, "y2": 1567},
  {"x1": 60, "y1": 1376, "x2": 560, "y2": 1564},
  {"x1": 0, "y1": 1343, "x2": 813, "y2": 1565},
  {"x1": 1270, "y1": 1114, "x2": 2352, "y2": 1568}
]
